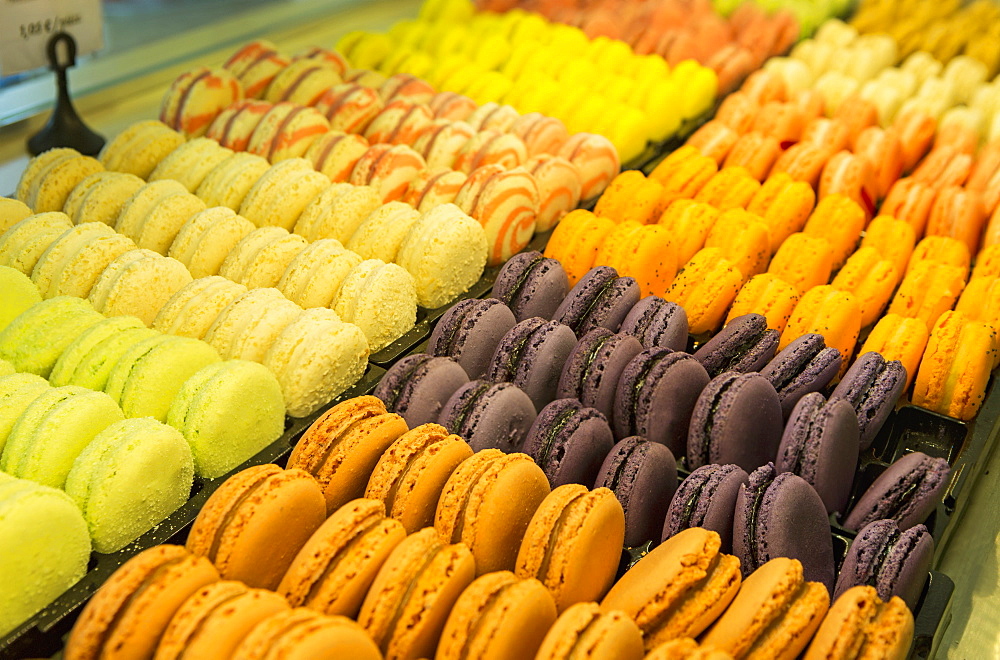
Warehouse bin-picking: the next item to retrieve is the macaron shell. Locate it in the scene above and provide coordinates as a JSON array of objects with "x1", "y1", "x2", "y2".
[
  {"x1": 803, "y1": 586, "x2": 913, "y2": 660},
  {"x1": 277, "y1": 498, "x2": 406, "y2": 618},
  {"x1": 662, "y1": 465, "x2": 749, "y2": 552},
  {"x1": 595, "y1": 438, "x2": 677, "y2": 548},
  {"x1": 233, "y1": 608, "x2": 382, "y2": 660},
  {"x1": 490, "y1": 251, "x2": 569, "y2": 322},
  {"x1": 515, "y1": 485, "x2": 625, "y2": 611},
  {"x1": 438, "y1": 380, "x2": 537, "y2": 454},
  {"x1": 429, "y1": 298, "x2": 516, "y2": 381},
  {"x1": 843, "y1": 452, "x2": 951, "y2": 531}
]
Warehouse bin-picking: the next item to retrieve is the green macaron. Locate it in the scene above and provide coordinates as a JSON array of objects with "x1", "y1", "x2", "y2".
[
  {"x1": 0, "y1": 373, "x2": 51, "y2": 453},
  {"x1": 167, "y1": 359, "x2": 286, "y2": 478},
  {"x1": 104, "y1": 334, "x2": 221, "y2": 422},
  {"x1": 65, "y1": 417, "x2": 194, "y2": 553},
  {"x1": 0, "y1": 266, "x2": 42, "y2": 334},
  {"x1": 0, "y1": 385, "x2": 124, "y2": 488},
  {"x1": 0, "y1": 473, "x2": 91, "y2": 636},
  {"x1": 0, "y1": 296, "x2": 104, "y2": 377},
  {"x1": 49, "y1": 315, "x2": 147, "y2": 387},
  {"x1": 66, "y1": 326, "x2": 160, "y2": 391}
]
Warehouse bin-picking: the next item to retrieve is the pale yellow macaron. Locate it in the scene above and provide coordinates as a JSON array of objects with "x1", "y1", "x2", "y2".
[
  {"x1": 237, "y1": 231, "x2": 309, "y2": 290},
  {"x1": 218, "y1": 226, "x2": 290, "y2": 284},
  {"x1": 167, "y1": 207, "x2": 256, "y2": 278},
  {"x1": 345, "y1": 201, "x2": 421, "y2": 263},
  {"x1": 19, "y1": 152, "x2": 104, "y2": 213},
  {"x1": 62, "y1": 172, "x2": 145, "y2": 226},
  {"x1": 195, "y1": 151, "x2": 272, "y2": 211},
  {"x1": 115, "y1": 180, "x2": 189, "y2": 242},
  {"x1": 294, "y1": 184, "x2": 383, "y2": 243},
  {"x1": 99, "y1": 121, "x2": 185, "y2": 178},
  {"x1": 31, "y1": 223, "x2": 118, "y2": 299},
  {"x1": 15, "y1": 148, "x2": 80, "y2": 204},
  {"x1": 202, "y1": 287, "x2": 295, "y2": 359},
  {"x1": 276, "y1": 239, "x2": 363, "y2": 309},
  {"x1": 152, "y1": 276, "x2": 248, "y2": 340},
  {"x1": 148, "y1": 137, "x2": 234, "y2": 193},
  {"x1": 239, "y1": 158, "x2": 331, "y2": 230},
  {"x1": 0, "y1": 212, "x2": 74, "y2": 275},
  {"x1": 87, "y1": 249, "x2": 193, "y2": 325},
  {"x1": 0, "y1": 197, "x2": 32, "y2": 233},
  {"x1": 49, "y1": 233, "x2": 137, "y2": 300},
  {"x1": 332, "y1": 259, "x2": 417, "y2": 351}
]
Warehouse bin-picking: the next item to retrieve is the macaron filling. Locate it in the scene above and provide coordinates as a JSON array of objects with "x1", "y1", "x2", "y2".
[
  {"x1": 624, "y1": 350, "x2": 673, "y2": 433},
  {"x1": 862, "y1": 526, "x2": 901, "y2": 589},
  {"x1": 693, "y1": 376, "x2": 740, "y2": 465},
  {"x1": 576, "y1": 277, "x2": 622, "y2": 331},
  {"x1": 576, "y1": 333, "x2": 615, "y2": 394},
  {"x1": 447, "y1": 381, "x2": 494, "y2": 437},
  {"x1": 303, "y1": 515, "x2": 385, "y2": 603},
  {"x1": 745, "y1": 471, "x2": 776, "y2": 572},
  {"x1": 677, "y1": 477, "x2": 711, "y2": 531},
  {"x1": 379, "y1": 542, "x2": 442, "y2": 650},
  {"x1": 207, "y1": 470, "x2": 272, "y2": 562},
  {"x1": 494, "y1": 323, "x2": 540, "y2": 382},
  {"x1": 499, "y1": 253, "x2": 547, "y2": 308},
  {"x1": 604, "y1": 441, "x2": 644, "y2": 495},
  {"x1": 536, "y1": 405, "x2": 582, "y2": 470},
  {"x1": 535, "y1": 489, "x2": 590, "y2": 580}
]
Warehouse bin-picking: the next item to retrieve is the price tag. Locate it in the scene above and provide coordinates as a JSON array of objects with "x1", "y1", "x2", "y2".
[{"x1": 0, "y1": 0, "x2": 103, "y2": 76}]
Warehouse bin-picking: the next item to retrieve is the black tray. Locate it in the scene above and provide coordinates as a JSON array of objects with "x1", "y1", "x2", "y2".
[{"x1": 0, "y1": 364, "x2": 385, "y2": 659}]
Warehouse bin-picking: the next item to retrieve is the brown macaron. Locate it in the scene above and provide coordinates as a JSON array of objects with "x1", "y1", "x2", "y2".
[
  {"x1": 515, "y1": 484, "x2": 626, "y2": 612},
  {"x1": 232, "y1": 608, "x2": 382, "y2": 660},
  {"x1": 287, "y1": 395, "x2": 409, "y2": 513},
  {"x1": 435, "y1": 449, "x2": 550, "y2": 575},
  {"x1": 436, "y1": 571, "x2": 557, "y2": 660},
  {"x1": 65, "y1": 545, "x2": 219, "y2": 660},
  {"x1": 185, "y1": 464, "x2": 326, "y2": 590},
  {"x1": 701, "y1": 557, "x2": 830, "y2": 659},
  {"x1": 535, "y1": 602, "x2": 645, "y2": 660},
  {"x1": 357, "y1": 527, "x2": 476, "y2": 659},
  {"x1": 277, "y1": 498, "x2": 406, "y2": 618},
  {"x1": 154, "y1": 580, "x2": 290, "y2": 660},
  {"x1": 365, "y1": 423, "x2": 474, "y2": 533},
  {"x1": 601, "y1": 527, "x2": 742, "y2": 649}
]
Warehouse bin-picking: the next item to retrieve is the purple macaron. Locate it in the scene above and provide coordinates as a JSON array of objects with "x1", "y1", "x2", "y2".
[
  {"x1": 553, "y1": 266, "x2": 641, "y2": 336},
  {"x1": 594, "y1": 436, "x2": 678, "y2": 548},
  {"x1": 692, "y1": 313, "x2": 779, "y2": 378},
  {"x1": 662, "y1": 464, "x2": 749, "y2": 553},
  {"x1": 760, "y1": 333, "x2": 842, "y2": 418},
  {"x1": 438, "y1": 379, "x2": 537, "y2": 453},
  {"x1": 776, "y1": 392, "x2": 860, "y2": 515},
  {"x1": 829, "y1": 351, "x2": 908, "y2": 450},
  {"x1": 734, "y1": 462, "x2": 837, "y2": 592},
  {"x1": 612, "y1": 348, "x2": 710, "y2": 456},
  {"x1": 618, "y1": 296, "x2": 690, "y2": 351},
  {"x1": 835, "y1": 519, "x2": 934, "y2": 610},
  {"x1": 556, "y1": 328, "x2": 643, "y2": 420},
  {"x1": 490, "y1": 250, "x2": 569, "y2": 321},
  {"x1": 374, "y1": 354, "x2": 469, "y2": 427},
  {"x1": 686, "y1": 371, "x2": 783, "y2": 473},
  {"x1": 843, "y1": 451, "x2": 951, "y2": 532},
  {"x1": 427, "y1": 298, "x2": 517, "y2": 379},
  {"x1": 522, "y1": 398, "x2": 614, "y2": 488},
  {"x1": 485, "y1": 317, "x2": 579, "y2": 410}
]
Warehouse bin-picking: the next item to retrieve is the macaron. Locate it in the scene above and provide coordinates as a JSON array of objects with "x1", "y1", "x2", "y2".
[
  {"x1": 232, "y1": 608, "x2": 381, "y2": 660},
  {"x1": 0, "y1": 266, "x2": 43, "y2": 333},
  {"x1": 286, "y1": 395, "x2": 409, "y2": 513},
  {"x1": 0, "y1": 212, "x2": 74, "y2": 276},
  {"x1": 775, "y1": 393, "x2": 860, "y2": 515},
  {"x1": 453, "y1": 165, "x2": 540, "y2": 266},
  {"x1": 535, "y1": 602, "x2": 644, "y2": 660},
  {"x1": 88, "y1": 249, "x2": 193, "y2": 326},
  {"x1": 664, "y1": 248, "x2": 743, "y2": 336},
  {"x1": 275, "y1": 238, "x2": 361, "y2": 310},
  {"x1": 843, "y1": 451, "x2": 951, "y2": 532},
  {"x1": 428, "y1": 298, "x2": 517, "y2": 380},
  {"x1": 239, "y1": 158, "x2": 331, "y2": 231},
  {"x1": 375, "y1": 354, "x2": 470, "y2": 427},
  {"x1": 436, "y1": 571, "x2": 558, "y2": 660},
  {"x1": 594, "y1": 436, "x2": 678, "y2": 548},
  {"x1": 618, "y1": 295, "x2": 689, "y2": 352},
  {"x1": 65, "y1": 417, "x2": 195, "y2": 552},
  {"x1": 601, "y1": 527, "x2": 742, "y2": 649},
  {"x1": 829, "y1": 351, "x2": 907, "y2": 450},
  {"x1": 186, "y1": 464, "x2": 327, "y2": 589},
  {"x1": 543, "y1": 210, "x2": 616, "y2": 287},
  {"x1": 701, "y1": 557, "x2": 830, "y2": 660},
  {"x1": 196, "y1": 152, "x2": 273, "y2": 211},
  {"x1": 490, "y1": 250, "x2": 570, "y2": 322},
  {"x1": 62, "y1": 171, "x2": 145, "y2": 226},
  {"x1": 331, "y1": 259, "x2": 417, "y2": 353},
  {"x1": 860, "y1": 314, "x2": 929, "y2": 391},
  {"x1": 761, "y1": 333, "x2": 843, "y2": 418},
  {"x1": 912, "y1": 310, "x2": 995, "y2": 420},
  {"x1": 277, "y1": 498, "x2": 406, "y2": 617},
  {"x1": 515, "y1": 484, "x2": 625, "y2": 611},
  {"x1": 662, "y1": 464, "x2": 750, "y2": 553},
  {"x1": 32, "y1": 223, "x2": 119, "y2": 299},
  {"x1": 831, "y1": 247, "x2": 898, "y2": 327},
  {"x1": 364, "y1": 423, "x2": 474, "y2": 533},
  {"x1": 153, "y1": 580, "x2": 291, "y2": 659},
  {"x1": 0, "y1": 474, "x2": 91, "y2": 637},
  {"x1": 0, "y1": 295, "x2": 104, "y2": 378},
  {"x1": 159, "y1": 67, "x2": 244, "y2": 137},
  {"x1": 437, "y1": 379, "x2": 537, "y2": 453},
  {"x1": 557, "y1": 328, "x2": 643, "y2": 421},
  {"x1": 780, "y1": 285, "x2": 862, "y2": 373},
  {"x1": 804, "y1": 586, "x2": 913, "y2": 660},
  {"x1": 166, "y1": 359, "x2": 285, "y2": 478},
  {"x1": 522, "y1": 398, "x2": 615, "y2": 488},
  {"x1": 733, "y1": 463, "x2": 837, "y2": 592},
  {"x1": 656, "y1": 200, "x2": 719, "y2": 265},
  {"x1": 357, "y1": 526, "x2": 476, "y2": 659},
  {"x1": 435, "y1": 449, "x2": 550, "y2": 574},
  {"x1": 554, "y1": 266, "x2": 641, "y2": 337},
  {"x1": 687, "y1": 372, "x2": 783, "y2": 473},
  {"x1": 834, "y1": 519, "x2": 933, "y2": 611},
  {"x1": 693, "y1": 313, "x2": 779, "y2": 378},
  {"x1": 149, "y1": 138, "x2": 234, "y2": 192},
  {"x1": 63, "y1": 545, "x2": 219, "y2": 660},
  {"x1": 167, "y1": 208, "x2": 256, "y2": 279},
  {"x1": 486, "y1": 317, "x2": 579, "y2": 411}
]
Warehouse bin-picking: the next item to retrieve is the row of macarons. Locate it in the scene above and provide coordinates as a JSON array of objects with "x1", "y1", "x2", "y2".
[
  {"x1": 850, "y1": 0, "x2": 1000, "y2": 75},
  {"x1": 457, "y1": 0, "x2": 802, "y2": 95},
  {"x1": 0, "y1": 212, "x2": 372, "y2": 417},
  {"x1": 160, "y1": 37, "x2": 619, "y2": 201},
  {"x1": 337, "y1": 2, "x2": 720, "y2": 161},
  {"x1": 59, "y1": 517, "x2": 916, "y2": 660},
  {"x1": 0, "y1": 285, "x2": 287, "y2": 479},
  {"x1": 79, "y1": 118, "x2": 545, "y2": 272}
]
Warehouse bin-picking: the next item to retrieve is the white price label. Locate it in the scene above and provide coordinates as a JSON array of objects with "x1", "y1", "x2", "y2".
[{"x1": 0, "y1": 0, "x2": 103, "y2": 76}]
